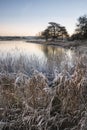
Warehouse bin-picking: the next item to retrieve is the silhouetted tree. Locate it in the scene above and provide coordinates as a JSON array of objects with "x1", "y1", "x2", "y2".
[
  {"x1": 49, "y1": 22, "x2": 59, "y2": 40},
  {"x1": 72, "y1": 15, "x2": 87, "y2": 40},
  {"x1": 41, "y1": 22, "x2": 69, "y2": 41},
  {"x1": 59, "y1": 26, "x2": 69, "y2": 40},
  {"x1": 41, "y1": 29, "x2": 50, "y2": 41}
]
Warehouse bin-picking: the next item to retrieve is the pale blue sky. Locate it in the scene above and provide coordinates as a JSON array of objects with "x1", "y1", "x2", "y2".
[{"x1": 0, "y1": 0, "x2": 87, "y2": 36}]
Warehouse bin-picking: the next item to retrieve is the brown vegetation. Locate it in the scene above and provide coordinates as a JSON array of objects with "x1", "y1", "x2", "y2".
[{"x1": 0, "y1": 54, "x2": 87, "y2": 130}]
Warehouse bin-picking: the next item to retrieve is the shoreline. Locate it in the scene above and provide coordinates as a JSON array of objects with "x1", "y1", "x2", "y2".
[
  {"x1": 0, "y1": 39, "x2": 87, "y2": 52},
  {"x1": 0, "y1": 38, "x2": 87, "y2": 48},
  {"x1": 26, "y1": 39, "x2": 87, "y2": 49}
]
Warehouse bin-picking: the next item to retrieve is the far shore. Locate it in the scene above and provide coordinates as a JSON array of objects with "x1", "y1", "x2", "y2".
[{"x1": 26, "y1": 39, "x2": 87, "y2": 49}]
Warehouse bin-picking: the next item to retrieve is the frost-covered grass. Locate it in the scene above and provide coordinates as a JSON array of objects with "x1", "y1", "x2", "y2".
[
  {"x1": 0, "y1": 50, "x2": 77, "y2": 80},
  {"x1": 0, "y1": 52, "x2": 87, "y2": 129}
]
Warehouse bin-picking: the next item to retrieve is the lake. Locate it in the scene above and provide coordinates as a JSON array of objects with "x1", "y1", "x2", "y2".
[{"x1": 0, "y1": 40, "x2": 77, "y2": 79}]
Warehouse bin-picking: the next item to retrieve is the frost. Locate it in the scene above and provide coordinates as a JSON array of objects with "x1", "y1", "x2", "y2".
[{"x1": 0, "y1": 54, "x2": 87, "y2": 129}]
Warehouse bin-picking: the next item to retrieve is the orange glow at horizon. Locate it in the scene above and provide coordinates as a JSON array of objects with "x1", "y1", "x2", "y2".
[{"x1": 0, "y1": 22, "x2": 75, "y2": 36}]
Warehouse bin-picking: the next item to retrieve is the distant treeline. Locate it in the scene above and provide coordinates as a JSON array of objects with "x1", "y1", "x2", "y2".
[
  {"x1": 0, "y1": 36, "x2": 36, "y2": 41},
  {"x1": 0, "y1": 36, "x2": 24, "y2": 41}
]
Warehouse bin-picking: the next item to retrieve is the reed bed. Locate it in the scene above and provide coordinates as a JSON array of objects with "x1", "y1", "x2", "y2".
[{"x1": 0, "y1": 52, "x2": 87, "y2": 130}]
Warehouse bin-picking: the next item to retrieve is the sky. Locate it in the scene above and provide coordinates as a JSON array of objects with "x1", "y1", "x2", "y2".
[{"x1": 0, "y1": 0, "x2": 87, "y2": 36}]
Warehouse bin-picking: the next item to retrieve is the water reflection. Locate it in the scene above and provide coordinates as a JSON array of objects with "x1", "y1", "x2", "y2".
[
  {"x1": 0, "y1": 41, "x2": 44, "y2": 59},
  {"x1": 0, "y1": 41, "x2": 76, "y2": 74},
  {"x1": 40, "y1": 44, "x2": 76, "y2": 69}
]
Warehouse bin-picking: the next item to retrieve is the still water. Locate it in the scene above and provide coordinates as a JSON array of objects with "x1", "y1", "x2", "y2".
[{"x1": 0, "y1": 41, "x2": 76, "y2": 75}]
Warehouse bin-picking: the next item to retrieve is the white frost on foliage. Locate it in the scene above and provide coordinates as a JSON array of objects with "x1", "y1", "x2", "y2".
[{"x1": 15, "y1": 72, "x2": 29, "y2": 87}]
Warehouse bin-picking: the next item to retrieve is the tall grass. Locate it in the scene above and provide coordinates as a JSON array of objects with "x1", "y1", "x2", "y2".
[
  {"x1": 0, "y1": 51, "x2": 87, "y2": 129},
  {"x1": 0, "y1": 49, "x2": 77, "y2": 80}
]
